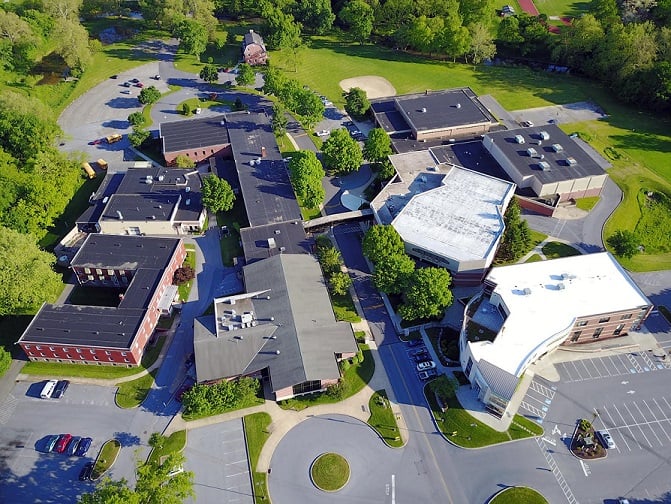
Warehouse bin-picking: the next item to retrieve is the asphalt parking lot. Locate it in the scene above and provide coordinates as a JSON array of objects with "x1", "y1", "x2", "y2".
[{"x1": 184, "y1": 420, "x2": 252, "y2": 504}]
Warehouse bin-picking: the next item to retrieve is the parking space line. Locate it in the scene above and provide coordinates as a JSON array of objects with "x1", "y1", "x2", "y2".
[
  {"x1": 578, "y1": 359, "x2": 595, "y2": 379},
  {"x1": 605, "y1": 355, "x2": 624, "y2": 376},
  {"x1": 643, "y1": 399, "x2": 671, "y2": 442},
  {"x1": 569, "y1": 360, "x2": 584, "y2": 381},
  {"x1": 615, "y1": 354, "x2": 632, "y2": 373},
  {"x1": 586, "y1": 358, "x2": 603, "y2": 378},
  {"x1": 520, "y1": 400, "x2": 545, "y2": 419},
  {"x1": 633, "y1": 401, "x2": 664, "y2": 446},
  {"x1": 639, "y1": 351, "x2": 659, "y2": 371},
  {"x1": 592, "y1": 357, "x2": 613, "y2": 377},
  {"x1": 529, "y1": 380, "x2": 555, "y2": 399},
  {"x1": 623, "y1": 402, "x2": 652, "y2": 448},
  {"x1": 607, "y1": 405, "x2": 636, "y2": 451}
]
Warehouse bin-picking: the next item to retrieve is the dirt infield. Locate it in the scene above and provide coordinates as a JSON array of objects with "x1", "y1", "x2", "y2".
[{"x1": 338, "y1": 76, "x2": 396, "y2": 99}]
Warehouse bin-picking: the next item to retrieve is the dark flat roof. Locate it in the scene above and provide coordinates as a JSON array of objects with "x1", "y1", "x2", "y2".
[
  {"x1": 102, "y1": 194, "x2": 178, "y2": 222},
  {"x1": 226, "y1": 111, "x2": 302, "y2": 227},
  {"x1": 19, "y1": 304, "x2": 144, "y2": 348},
  {"x1": 160, "y1": 115, "x2": 230, "y2": 154},
  {"x1": 240, "y1": 221, "x2": 312, "y2": 263},
  {"x1": 71, "y1": 234, "x2": 180, "y2": 271},
  {"x1": 371, "y1": 88, "x2": 496, "y2": 134},
  {"x1": 484, "y1": 125, "x2": 608, "y2": 184}
]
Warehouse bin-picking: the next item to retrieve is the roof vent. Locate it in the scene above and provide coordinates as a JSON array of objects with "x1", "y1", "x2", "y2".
[
  {"x1": 523, "y1": 287, "x2": 532, "y2": 295},
  {"x1": 158, "y1": 175, "x2": 164, "y2": 182},
  {"x1": 102, "y1": 197, "x2": 109, "y2": 204},
  {"x1": 279, "y1": 246, "x2": 286, "y2": 252},
  {"x1": 421, "y1": 107, "x2": 427, "y2": 113},
  {"x1": 455, "y1": 103, "x2": 461, "y2": 109},
  {"x1": 270, "y1": 316, "x2": 275, "y2": 321},
  {"x1": 514, "y1": 135, "x2": 525, "y2": 144},
  {"x1": 220, "y1": 120, "x2": 226, "y2": 126},
  {"x1": 526, "y1": 147, "x2": 537, "y2": 157},
  {"x1": 539, "y1": 131, "x2": 550, "y2": 140},
  {"x1": 150, "y1": 215, "x2": 156, "y2": 220},
  {"x1": 185, "y1": 186, "x2": 191, "y2": 192},
  {"x1": 538, "y1": 161, "x2": 551, "y2": 171},
  {"x1": 566, "y1": 157, "x2": 577, "y2": 166},
  {"x1": 185, "y1": 199, "x2": 191, "y2": 205},
  {"x1": 266, "y1": 295, "x2": 271, "y2": 300},
  {"x1": 275, "y1": 350, "x2": 281, "y2": 355},
  {"x1": 552, "y1": 143, "x2": 563, "y2": 152},
  {"x1": 274, "y1": 229, "x2": 281, "y2": 235}
]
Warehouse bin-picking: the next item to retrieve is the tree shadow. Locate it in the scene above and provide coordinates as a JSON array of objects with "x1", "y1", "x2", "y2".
[{"x1": 114, "y1": 432, "x2": 141, "y2": 448}]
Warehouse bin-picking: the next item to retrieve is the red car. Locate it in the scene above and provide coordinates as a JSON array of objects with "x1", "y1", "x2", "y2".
[
  {"x1": 88, "y1": 139, "x2": 103, "y2": 145},
  {"x1": 135, "y1": 82, "x2": 144, "y2": 88},
  {"x1": 54, "y1": 434, "x2": 72, "y2": 454}
]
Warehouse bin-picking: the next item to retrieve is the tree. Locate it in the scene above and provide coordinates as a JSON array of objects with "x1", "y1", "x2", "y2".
[
  {"x1": 373, "y1": 252, "x2": 415, "y2": 294},
  {"x1": 294, "y1": 0, "x2": 335, "y2": 34},
  {"x1": 363, "y1": 128, "x2": 392, "y2": 163},
  {"x1": 343, "y1": 87, "x2": 370, "y2": 120},
  {"x1": 174, "y1": 154, "x2": 195, "y2": 168},
  {"x1": 362, "y1": 224, "x2": 404, "y2": 264},
  {"x1": 79, "y1": 477, "x2": 140, "y2": 504},
  {"x1": 318, "y1": 246, "x2": 343, "y2": 276},
  {"x1": 339, "y1": 0, "x2": 374, "y2": 44},
  {"x1": 496, "y1": 199, "x2": 531, "y2": 263},
  {"x1": 52, "y1": 18, "x2": 92, "y2": 71},
  {"x1": 174, "y1": 19, "x2": 208, "y2": 58},
  {"x1": 330, "y1": 271, "x2": 352, "y2": 296},
  {"x1": 199, "y1": 64, "x2": 219, "y2": 83},
  {"x1": 468, "y1": 22, "x2": 496, "y2": 65},
  {"x1": 138, "y1": 86, "x2": 161, "y2": 105},
  {"x1": 607, "y1": 229, "x2": 640, "y2": 258},
  {"x1": 262, "y1": 4, "x2": 303, "y2": 50},
  {"x1": 271, "y1": 103, "x2": 288, "y2": 136},
  {"x1": 0, "y1": 226, "x2": 62, "y2": 316},
  {"x1": 429, "y1": 374, "x2": 459, "y2": 402},
  {"x1": 377, "y1": 159, "x2": 396, "y2": 180},
  {"x1": 201, "y1": 175, "x2": 235, "y2": 213},
  {"x1": 128, "y1": 127, "x2": 150, "y2": 148},
  {"x1": 0, "y1": 11, "x2": 37, "y2": 71},
  {"x1": 288, "y1": 150, "x2": 325, "y2": 208},
  {"x1": 43, "y1": 0, "x2": 84, "y2": 21},
  {"x1": 235, "y1": 63, "x2": 255, "y2": 86},
  {"x1": 181, "y1": 102, "x2": 192, "y2": 116},
  {"x1": 399, "y1": 267, "x2": 453, "y2": 321},
  {"x1": 497, "y1": 15, "x2": 524, "y2": 49},
  {"x1": 127, "y1": 112, "x2": 146, "y2": 127},
  {"x1": 322, "y1": 128, "x2": 363, "y2": 176}
]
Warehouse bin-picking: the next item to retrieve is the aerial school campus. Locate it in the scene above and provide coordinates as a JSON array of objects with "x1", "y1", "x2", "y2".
[{"x1": 0, "y1": 1, "x2": 671, "y2": 504}]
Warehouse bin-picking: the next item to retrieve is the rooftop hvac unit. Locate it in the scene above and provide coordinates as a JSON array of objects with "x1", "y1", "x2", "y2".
[
  {"x1": 421, "y1": 107, "x2": 427, "y2": 113},
  {"x1": 523, "y1": 287, "x2": 532, "y2": 295},
  {"x1": 539, "y1": 131, "x2": 550, "y2": 140},
  {"x1": 268, "y1": 237, "x2": 276, "y2": 248},
  {"x1": 274, "y1": 229, "x2": 281, "y2": 234},
  {"x1": 538, "y1": 161, "x2": 551, "y2": 171},
  {"x1": 158, "y1": 175, "x2": 164, "y2": 181},
  {"x1": 557, "y1": 282, "x2": 566, "y2": 290},
  {"x1": 552, "y1": 143, "x2": 563, "y2": 152},
  {"x1": 185, "y1": 186, "x2": 191, "y2": 192},
  {"x1": 145, "y1": 175, "x2": 152, "y2": 182},
  {"x1": 102, "y1": 197, "x2": 109, "y2": 204},
  {"x1": 185, "y1": 199, "x2": 190, "y2": 206},
  {"x1": 514, "y1": 135, "x2": 525, "y2": 144},
  {"x1": 456, "y1": 103, "x2": 461, "y2": 109},
  {"x1": 526, "y1": 148, "x2": 537, "y2": 157},
  {"x1": 566, "y1": 157, "x2": 577, "y2": 166}
]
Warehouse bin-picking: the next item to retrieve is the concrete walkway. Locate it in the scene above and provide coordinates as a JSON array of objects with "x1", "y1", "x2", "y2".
[{"x1": 517, "y1": 235, "x2": 589, "y2": 264}]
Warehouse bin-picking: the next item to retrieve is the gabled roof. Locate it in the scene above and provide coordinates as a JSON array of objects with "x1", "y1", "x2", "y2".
[{"x1": 243, "y1": 30, "x2": 265, "y2": 49}]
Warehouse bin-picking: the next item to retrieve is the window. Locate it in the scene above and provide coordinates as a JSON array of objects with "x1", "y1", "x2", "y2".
[
  {"x1": 105, "y1": 351, "x2": 111, "y2": 356},
  {"x1": 465, "y1": 357, "x2": 473, "y2": 376},
  {"x1": 94, "y1": 356, "x2": 99, "y2": 361},
  {"x1": 108, "y1": 269, "x2": 114, "y2": 275},
  {"x1": 99, "y1": 275, "x2": 105, "y2": 281},
  {"x1": 598, "y1": 317, "x2": 610, "y2": 323},
  {"x1": 576, "y1": 320, "x2": 588, "y2": 327},
  {"x1": 49, "y1": 346, "x2": 54, "y2": 351},
  {"x1": 570, "y1": 331, "x2": 582, "y2": 342},
  {"x1": 84, "y1": 267, "x2": 91, "y2": 274},
  {"x1": 88, "y1": 275, "x2": 94, "y2": 281},
  {"x1": 76, "y1": 348, "x2": 82, "y2": 353},
  {"x1": 121, "y1": 352, "x2": 127, "y2": 357},
  {"x1": 65, "y1": 354, "x2": 71, "y2": 359},
  {"x1": 24, "y1": 345, "x2": 30, "y2": 349},
  {"x1": 80, "y1": 355, "x2": 85, "y2": 359},
  {"x1": 202, "y1": 151, "x2": 206, "y2": 155},
  {"x1": 96, "y1": 268, "x2": 102, "y2": 275},
  {"x1": 36, "y1": 346, "x2": 42, "y2": 350},
  {"x1": 613, "y1": 324, "x2": 625, "y2": 335},
  {"x1": 592, "y1": 327, "x2": 603, "y2": 339},
  {"x1": 621, "y1": 313, "x2": 632, "y2": 320}
]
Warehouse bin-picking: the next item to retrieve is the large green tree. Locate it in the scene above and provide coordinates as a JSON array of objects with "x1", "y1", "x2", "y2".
[
  {"x1": 339, "y1": 0, "x2": 374, "y2": 44},
  {"x1": 363, "y1": 128, "x2": 392, "y2": 163},
  {"x1": 288, "y1": 150, "x2": 325, "y2": 208},
  {"x1": 235, "y1": 63, "x2": 256, "y2": 86},
  {"x1": 322, "y1": 128, "x2": 363, "y2": 176},
  {"x1": 607, "y1": 229, "x2": 640, "y2": 258},
  {"x1": 199, "y1": 64, "x2": 219, "y2": 83},
  {"x1": 201, "y1": 175, "x2": 235, "y2": 213},
  {"x1": 373, "y1": 252, "x2": 415, "y2": 294},
  {"x1": 399, "y1": 267, "x2": 453, "y2": 321},
  {"x1": 271, "y1": 103, "x2": 288, "y2": 136},
  {"x1": 496, "y1": 199, "x2": 532, "y2": 263},
  {"x1": 0, "y1": 11, "x2": 37, "y2": 71},
  {"x1": 174, "y1": 19, "x2": 209, "y2": 58},
  {"x1": 468, "y1": 22, "x2": 496, "y2": 65},
  {"x1": 0, "y1": 226, "x2": 62, "y2": 315},
  {"x1": 294, "y1": 0, "x2": 335, "y2": 34},
  {"x1": 343, "y1": 87, "x2": 370, "y2": 120},
  {"x1": 138, "y1": 86, "x2": 162, "y2": 105},
  {"x1": 262, "y1": 3, "x2": 303, "y2": 50},
  {"x1": 362, "y1": 224, "x2": 404, "y2": 264}
]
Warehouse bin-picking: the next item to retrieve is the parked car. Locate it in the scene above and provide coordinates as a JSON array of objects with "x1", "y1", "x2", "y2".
[
  {"x1": 416, "y1": 360, "x2": 436, "y2": 371},
  {"x1": 45, "y1": 435, "x2": 60, "y2": 453},
  {"x1": 110, "y1": 74, "x2": 118, "y2": 79},
  {"x1": 135, "y1": 82, "x2": 144, "y2": 88},
  {"x1": 88, "y1": 138, "x2": 103, "y2": 145},
  {"x1": 315, "y1": 129, "x2": 330, "y2": 137},
  {"x1": 66, "y1": 436, "x2": 81, "y2": 456},
  {"x1": 597, "y1": 429, "x2": 616, "y2": 449},
  {"x1": 521, "y1": 120, "x2": 534, "y2": 127},
  {"x1": 79, "y1": 462, "x2": 94, "y2": 481},
  {"x1": 75, "y1": 437, "x2": 92, "y2": 457},
  {"x1": 122, "y1": 82, "x2": 131, "y2": 87},
  {"x1": 152, "y1": 74, "x2": 161, "y2": 80},
  {"x1": 121, "y1": 89, "x2": 131, "y2": 94},
  {"x1": 130, "y1": 78, "x2": 139, "y2": 83},
  {"x1": 54, "y1": 434, "x2": 72, "y2": 454},
  {"x1": 52, "y1": 380, "x2": 69, "y2": 399},
  {"x1": 409, "y1": 347, "x2": 427, "y2": 356},
  {"x1": 413, "y1": 352, "x2": 429, "y2": 362},
  {"x1": 418, "y1": 369, "x2": 438, "y2": 381}
]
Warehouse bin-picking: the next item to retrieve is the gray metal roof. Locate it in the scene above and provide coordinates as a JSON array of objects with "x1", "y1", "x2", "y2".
[
  {"x1": 226, "y1": 111, "x2": 302, "y2": 227},
  {"x1": 484, "y1": 125, "x2": 608, "y2": 184},
  {"x1": 478, "y1": 359, "x2": 519, "y2": 401},
  {"x1": 240, "y1": 220, "x2": 311, "y2": 263},
  {"x1": 160, "y1": 115, "x2": 230, "y2": 154},
  {"x1": 193, "y1": 254, "x2": 356, "y2": 392}
]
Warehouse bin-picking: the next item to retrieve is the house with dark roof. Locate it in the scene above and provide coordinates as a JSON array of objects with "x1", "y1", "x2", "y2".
[
  {"x1": 77, "y1": 167, "x2": 205, "y2": 236},
  {"x1": 18, "y1": 234, "x2": 185, "y2": 366},
  {"x1": 483, "y1": 125, "x2": 610, "y2": 203},
  {"x1": 193, "y1": 254, "x2": 357, "y2": 400},
  {"x1": 370, "y1": 88, "x2": 498, "y2": 143},
  {"x1": 160, "y1": 115, "x2": 231, "y2": 165},
  {"x1": 242, "y1": 30, "x2": 268, "y2": 65}
]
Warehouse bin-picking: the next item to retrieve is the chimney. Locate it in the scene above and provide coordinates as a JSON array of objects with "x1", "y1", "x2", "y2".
[{"x1": 261, "y1": 146, "x2": 267, "y2": 158}]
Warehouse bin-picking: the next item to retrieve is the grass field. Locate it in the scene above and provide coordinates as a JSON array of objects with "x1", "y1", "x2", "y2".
[
  {"x1": 115, "y1": 370, "x2": 157, "y2": 408},
  {"x1": 178, "y1": 247, "x2": 197, "y2": 301},
  {"x1": 542, "y1": 241, "x2": 581, "y2": 258},
  {"x1": 148, "y1": 430, "x2": 187, "y2": 465},
  {"x1": 367, "y1": 390, "x2": 403, "y2": 447},
  {"x1": 490, "y1": 486, "x2": 548, "y2": 504},
  {"x1": 533, "y1": 0, "x2": 590, "y2": 18},
  {"x1": 310, "y1": 453, "x2": 350, "y2": 491},
  {"x1": 243, "y1": 413, "x2": 272, "y2": 503},
  {"x1": 92, "y1": 439, "x2": 121, "y2": 480}
]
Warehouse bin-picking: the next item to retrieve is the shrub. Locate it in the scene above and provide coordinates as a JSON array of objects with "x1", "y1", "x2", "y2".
[
  {"x1": 182, "y1": 102, "x2": 192, "y2": 116},
  {"x1": 173, "y1": 266, "x2": 195, "y2": 285}
]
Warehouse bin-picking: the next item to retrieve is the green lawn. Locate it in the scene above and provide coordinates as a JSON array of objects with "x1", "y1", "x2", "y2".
[
  {"x1": 533, "y1": 0, "x2": 590, "y2": 18},
  {"x1": 490, "y1": 487, "x2": 548, "y2": 504},
  {"x1": 525, "y1": 254, "x2": 544, "y2": 263},
  {"x1": 367, "y1": 390, "x2": 403, "y2": 448},
  {"x1": 280, "y1": 344, "x2": 374, "y2": 410},
  {"x1": 243, "y1": 413, "x2": 272, "y2": 503},
  {"x1": 541, "y1": 241, "x2": 581, "y2": 259},
  {"x1": 148, "y1": 430, "x2": 187, "y2": 465},
  {"x1": 310, "y1": 453, "x2": 350, "y2": 491},
  {"x1": 575, "y1": 196, "x2": 600, "y2": 211},
  {"x1": 92, "y1": 439, "x2": 121, "y2": 480},
  {"x1": 115, "y1": 370, "x2": 157, "y2": 408},
  {"x1": 217, "y1": 198, "x2": 249, "y2": 266},
  {"x1": 426, "y1": 384, "x2": 544, "y2": 448},
  {"x1": 178, "y1": 247, "x2": 197, "y2": 302},
  {"x1": 530, "y1": 229, "x2": 548, "y2": 247},
  {"x1": 22, "y1": 334, "x2": 166, "y2": 379},
  {"x1": 331, "y1": 292, "x2": 361, "y2": 323}
]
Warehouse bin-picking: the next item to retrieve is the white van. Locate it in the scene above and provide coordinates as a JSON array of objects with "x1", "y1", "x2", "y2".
[{"x1": 40, "y1": 379, "x2": 58, "y2": 399}]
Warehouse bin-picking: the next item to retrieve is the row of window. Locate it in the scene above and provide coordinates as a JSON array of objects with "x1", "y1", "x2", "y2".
[
  {"x1": 184, "y1": 149, "x2": 216, "y2": 158},
  {"x1": 33, "y1": 358, "x2": 133, "y2": 366},
  {"x1": 84, "y1": 268, "x2": 127, "y2": 275},
  {"x1": 576, "y1": 313, "x2": 633, "y2": 327},
  {"x1": 25, "y1": 345, "x2": 127, "y2": 357},
  {"x1": 29, "y1": 352, "x2": 130, "y2": 363},
  {"x1": 570, "y1": 323, "x2": 626, "y2": 342}
]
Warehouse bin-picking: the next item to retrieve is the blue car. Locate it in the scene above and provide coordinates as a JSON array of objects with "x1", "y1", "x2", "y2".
[
  {"x1": 75, "y1": 437, "x2": 92, "y2": 457},
  {"x1": 45, "y1": 435, "x2": 59, "y2": 453},
  {"x1": 66, "y1": 436, "x2": 81, "y2": 456}
]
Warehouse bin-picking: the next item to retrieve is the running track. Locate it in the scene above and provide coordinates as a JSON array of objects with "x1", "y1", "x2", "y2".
[{"x1": 518, "y1": 0, "x2": 540, "y2": 16}]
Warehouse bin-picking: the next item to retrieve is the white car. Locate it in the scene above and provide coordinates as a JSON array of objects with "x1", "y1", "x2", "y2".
[
  {"x1": 597, "y1": 429, "x2": 616, "y2": 449},
  {"x1": 315, "y1": 130, "x2": 330, "y2": 137},
  {"x1": 416, "y1": 360, "x2": 436, "y2": 371},
  {"x1": 521, "y1": 120, "x2": 534, "y2": 127}
]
